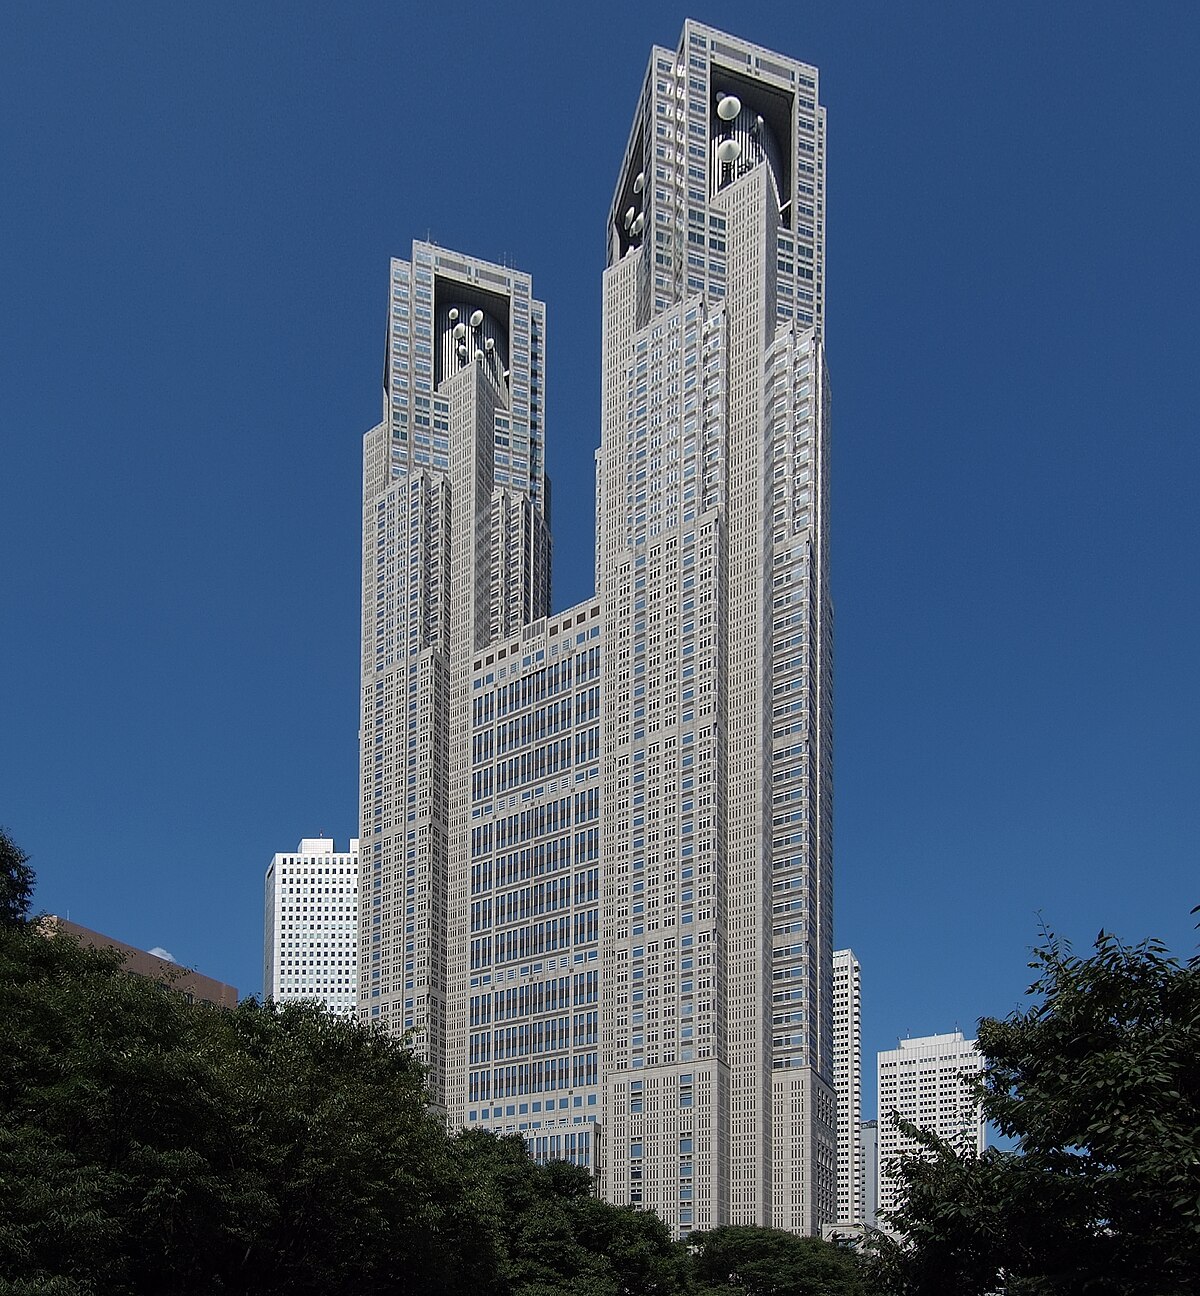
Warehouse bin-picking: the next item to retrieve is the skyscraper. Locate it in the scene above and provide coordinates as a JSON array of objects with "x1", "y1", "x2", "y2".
[
  {"x1": 264, "y1": 837, "x2": 359, "y2": 1014},
  {"x1": 596, "y1": 20, "x2": 832, "y2": 1235},
  {"x1": 358, "y1": 21, "x2": 833, "y2": 1236},
  {"x1": 860, "y1": 1119, "x2": 879, "y2": 1229},
  {"x1": 833, "y1": 949, "x2": 863, "y2": 1225},
  {"x1": 876, "y1": 1031, "x2": 986, "y2": 1219},
  {"x1": 358, "y1": 246, "x2": 549, "y2": 1105}
]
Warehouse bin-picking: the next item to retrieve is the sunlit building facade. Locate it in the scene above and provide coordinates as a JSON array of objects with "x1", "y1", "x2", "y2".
[
  {"x1": 597, "y1": 21, "x2": 833, "y2": 1234},
  {"x1": 876, "y1": 1031, "x2": 985, "y2": 1219},
  {"x1": 264, "y1": 837, "x2": 359, "y2": 1014},
  {"x1": 833, "y1": 949, "x2": 863, "y2": 1225},
  {"x1": 358, "y1": 21, "x2": 834, "y2": 1236}
]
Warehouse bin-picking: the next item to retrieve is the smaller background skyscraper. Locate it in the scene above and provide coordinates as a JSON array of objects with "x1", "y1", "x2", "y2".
[
  {"x1": 264, "y1": 837, "x2": 359, "y2": 1014},
  {"x1": 832, "y1": 949, "x2": 863, "y2": 1224},
  {"x1": 876, "y1": 1031, "x2": 985, "y2": 1219},
  {"x1": 859, "y1": 1119, "x2": 878, "y2": 1228}
]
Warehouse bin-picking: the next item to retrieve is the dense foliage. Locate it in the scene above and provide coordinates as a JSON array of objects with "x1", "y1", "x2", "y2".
[
  {"x1": 0, "y1": 919, "x2": 492, "y2": 1294},
  {"x1": 872, "y1": 924, "x2": 1200, "y2": 1295},
  {"x1": 0, "y1": 895, "x2": 869, "y2": 1294},
  {"x1": 25, "y1": 834, "x2": 1199, "y2": 1293},
  {"x1": 689, "y1": 1226, "x2": 871, "y2": 1296},
  {"x1": 0, "y1": 828, "x2": 34, "y2": 926}
]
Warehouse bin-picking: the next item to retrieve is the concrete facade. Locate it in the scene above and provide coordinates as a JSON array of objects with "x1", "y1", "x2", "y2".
[
  {"x1": 264, "y1": 837, "x2": 359, "y2": 1014},
  {"x1": 833, "y1": 948, "x2": 863, "y2": 1225},
  {"x1": 357, "y1": 21, "x2": 834, "y2": 1236},
  {"x1": 876, "y1": 1031, "x2": 985, "y2": 1219}
]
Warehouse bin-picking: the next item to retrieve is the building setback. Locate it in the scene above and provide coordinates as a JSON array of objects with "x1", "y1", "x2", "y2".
[
  {"x1": 876, "y1": 1031, "x2": 986, "y2": 1219},
  {"x1": 358, "y1": 21, "x2": 833, "y2": 1236},
  {"x1": 264, "y1": 837, "x2": 359, "y2": 1014}
]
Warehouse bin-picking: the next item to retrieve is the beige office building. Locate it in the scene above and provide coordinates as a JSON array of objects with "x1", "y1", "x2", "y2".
[{"x1": 357, "y1": 21, "x2": 835, "y2": 1236}]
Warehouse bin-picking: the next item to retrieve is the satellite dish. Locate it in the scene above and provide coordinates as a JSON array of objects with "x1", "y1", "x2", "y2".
[
  {"x1": 448, "y1": 308, "x2": 459, "y2": 322},
  {"x1": 633, "y1": 171, "x2": 645, "y2": 194},
  {"x1": 484, "y1": 337, "x2": 495, "y2": 352},
  {"x1": 457, "y1": 343, "x2": 468, "y2": 360},
  {"x1": 755, "y1": 114, "x2": 764, "y2": 130},
  {"x1": 453, "y1": 322, "x2": 466, "y2": 340},
  {"x1": 631, "y1": 212, "x2": 645, "y2": 235},
  {"x1": 716, "y1": 94, "x2": 741, "y2": 121},
  {"x1": 469, "y1": 309, "x2": 484, "y2": 328},
  {"x1": 625, "y1": 205, "x2": 636, "y2": 229},
  {"x1": 716, "y1": 138, "x2": 742, "y2": 164}
]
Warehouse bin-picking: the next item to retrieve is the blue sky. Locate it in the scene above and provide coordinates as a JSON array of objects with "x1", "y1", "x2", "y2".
[{"x1": 2, "y1": 2, "x2": 1198, "y2": 1119}]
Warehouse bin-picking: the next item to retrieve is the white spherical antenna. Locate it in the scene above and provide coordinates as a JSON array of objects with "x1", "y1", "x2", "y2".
[
  {"x1": 716, "y1": 93, "x2": 741, "y2": 121},
  {"x1": 453, "y1": 322, "x2": 466, "y2": 340},
  {"x1": 716, "y1": 137, "x2": 742, "y2": 164},
  {"x1": 633, "y1": 171, "x2": 645, "y2": 194},
  {"x1": 448, "y1": 307, "x2": 459, "y2": 322},
  {"x1": 469, "y1": 309, "x2": 484, "y2": 328}
]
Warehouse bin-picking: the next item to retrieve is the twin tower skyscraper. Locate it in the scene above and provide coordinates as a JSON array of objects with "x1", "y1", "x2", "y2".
[{"x1": 358, "y1": 22, "x2": 833, "y2": 1236}]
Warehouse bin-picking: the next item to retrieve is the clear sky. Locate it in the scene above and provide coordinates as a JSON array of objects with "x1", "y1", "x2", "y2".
[{"x1": 3, "y1": 2, "x2": 1198, "y2": 1120}]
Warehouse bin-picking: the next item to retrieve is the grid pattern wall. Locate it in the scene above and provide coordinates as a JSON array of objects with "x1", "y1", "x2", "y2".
[
  {"x1": 264, "y1": 843, "x2": 359, "y2": 1015},
  {"x1": 832, "y1": 950, "x2": 863, "y2": 1225},
  {"x1": 460, "y1": 599, "x2": 604, "y2": 1166},
  {"x1": 598, "y1": 22, "x2": 831, "y2": 1235},
  {"x1": 876, "y1": 1034, "x2": 985, "y2": 1219},
  {"x1": 359, "y1": 244, "x2": 551, "y2": 1107}
]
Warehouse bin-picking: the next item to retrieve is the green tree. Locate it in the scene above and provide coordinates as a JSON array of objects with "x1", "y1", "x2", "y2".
[
  {"x1": 0, "y1": 916, "x2": 495, "y2": 1295},
  {"x1": 456, "y1": 1129, "x2": 687, "y2": 1296},
  {"x1": 688, "y1": 1225, "x2": 872, "y2": 1296},
  {"x1": 0, "y1": 828, "x2": 34, "y2": 926},
  {"x1": 872, "y1": 924, "x2": 1200, "y2": 1295}
]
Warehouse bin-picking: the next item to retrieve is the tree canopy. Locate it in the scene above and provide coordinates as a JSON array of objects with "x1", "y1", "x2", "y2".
[
  {"x1": 689, "y1": 1226, "x2": 871, "y2": 1296},
  {"x1": 0, "y1": 916, "x2": 492, "y2": 1294},
  {"x1": 0, "y1": 828, "x2": 34, "y2": 926},
  {"x1": 0, "y1": 839, "x2": 695, "y2": 1296},
  {"x1": 872, "y1": 924, "x2": 1200, "y2": 1295}
]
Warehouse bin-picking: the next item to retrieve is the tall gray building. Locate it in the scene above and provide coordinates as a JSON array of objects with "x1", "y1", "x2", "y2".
[
  {"x1": 358, "y1": 21, "x2": 833, "y2": 1236},
  {"x1": 358, "y1": 245, "x2": 550, "y2": 1104}
]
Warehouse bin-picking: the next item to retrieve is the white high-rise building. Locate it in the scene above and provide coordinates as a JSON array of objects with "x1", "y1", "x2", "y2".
[
  {"x1": 264, "y1": 837, "x2": 359, "y2": 1014},
  {"x1": 832, "y1": 949, "x2": 863, "y2": 1225},
  {"x1": 860, "y1": 1119, "x2": 878, "y2": 1228},
  {"x1": 358, "y1": 21, "x2": 833, "y2": 1237},
  {"x1": 876, "y1": 1031, "x2": 986, "y2": 1220}
]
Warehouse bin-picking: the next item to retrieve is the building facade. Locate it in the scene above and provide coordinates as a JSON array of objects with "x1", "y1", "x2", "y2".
[
  {"x1": 832, "y1": 948, "x2": 863, "y2": 1225},
  {"x1": 264, "y1": 837, "x2": 359, "y2": 1014},
  {"x1": 876, "y1": 1031, "x2": 985, "y2": 1219},
  {"x1": 597, "y1": 19, "x2": 833, "y2": 1236},
  {"x1": 860, "y1": 1119, "x2": 878, "y2": 1229},
  {"x1": 358, "y1": 245, "x2": 550, "y2": 1105},
  {"x1": 358, "y1": 21, "x2": 833, "y2": 1236}
]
